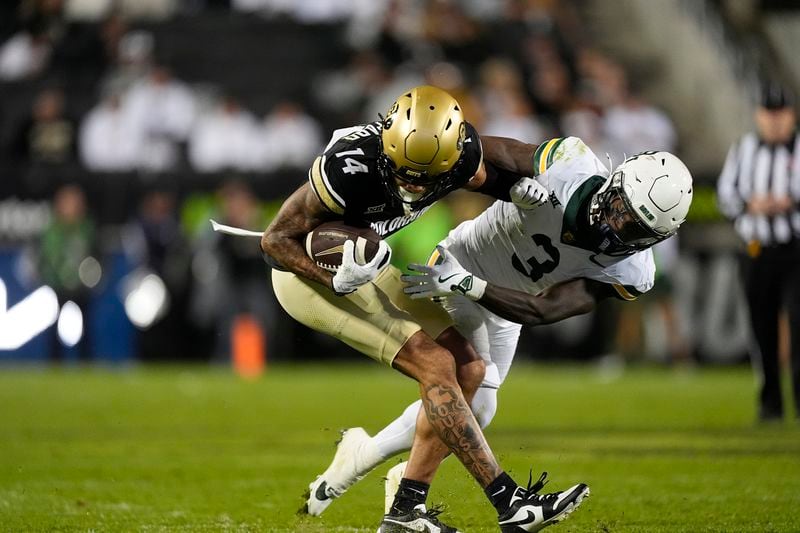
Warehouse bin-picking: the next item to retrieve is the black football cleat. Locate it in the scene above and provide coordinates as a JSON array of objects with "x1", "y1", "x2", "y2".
[
  {"x1": 377, "y1": 504, "x2": 461, "y2": 533},
  {"x1": 497, "y1": 472, "x2": 589, "y2": 532}
]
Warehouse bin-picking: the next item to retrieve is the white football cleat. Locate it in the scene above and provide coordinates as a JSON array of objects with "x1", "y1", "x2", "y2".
[
  {"x1": 383, "y1": 461, "x2": 407, "y2": 513},
  {"x1": 303, "y1": 427, "x2": 383, "y2": 516}
]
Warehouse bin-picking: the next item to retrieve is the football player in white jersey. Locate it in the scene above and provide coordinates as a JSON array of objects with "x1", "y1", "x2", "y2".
[
  {"x1": 263, "y1": 87, "x2": 601, "y2": 533},
  {"x1": 306, "y1": 136, "x2": 693, "y2": 531}
]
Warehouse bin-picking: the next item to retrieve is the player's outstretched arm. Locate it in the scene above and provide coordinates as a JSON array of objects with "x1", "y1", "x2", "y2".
[
  {"x1": 467, "y1": 136, "x2": 547, "y2": 209},
  {"x1": 261, "y1": 183, "x2": 337, "y2": 290},
  {"x1": 403, "y1": 246, "x2": 614, "y2": 326},
  {"x1": 480, "y1": 135, "x2": 538, "y2": 175},
  {"x1": 477, "y1": 278, "x2": 613, "y2": 326}
]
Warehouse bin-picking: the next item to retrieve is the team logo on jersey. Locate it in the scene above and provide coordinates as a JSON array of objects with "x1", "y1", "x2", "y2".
[
  {"x1": 549, "y1": 191, "x2": 561, "y2": 207},
  {"x1": 364, "y1": 204, "x2": 386, "y2": 214}
]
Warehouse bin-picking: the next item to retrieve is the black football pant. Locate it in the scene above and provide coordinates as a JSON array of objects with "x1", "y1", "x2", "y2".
[{"x1": 742, "y1": 240, "x2": 800, "y2": 419}]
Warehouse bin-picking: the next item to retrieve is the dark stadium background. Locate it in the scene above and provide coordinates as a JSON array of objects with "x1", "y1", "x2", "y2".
[
  {"x1": 0, "y1": 0, "x2": 796, "y2": 368},
  {"x1": 2, "y1": 2, "x2": 800, "y2": 532}
]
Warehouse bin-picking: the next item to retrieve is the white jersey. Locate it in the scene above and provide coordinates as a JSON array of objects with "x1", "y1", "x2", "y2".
[{"x1": 443, "y1": 136, "x2": 655, "y2": 300}]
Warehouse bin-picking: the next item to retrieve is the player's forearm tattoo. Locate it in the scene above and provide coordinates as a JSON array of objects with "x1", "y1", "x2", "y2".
[
  {"x1": 262, "y1": 184, "x2": 334, "y2": 288},
  {"x1": 421, "y1": 384, "x2": 501, "y2": 486}
]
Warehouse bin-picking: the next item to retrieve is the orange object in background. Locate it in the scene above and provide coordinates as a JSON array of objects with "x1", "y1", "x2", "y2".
[{"x1": 232, "y1": 314, "x2": 266, "y2": 378}]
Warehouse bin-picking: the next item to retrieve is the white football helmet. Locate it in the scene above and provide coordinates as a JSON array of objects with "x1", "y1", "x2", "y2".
[{"x1": 589, "y1": 151, "x2": 693, "y2": 255}]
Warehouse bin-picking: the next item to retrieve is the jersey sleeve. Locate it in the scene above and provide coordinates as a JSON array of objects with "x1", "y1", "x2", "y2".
[
  {"x1": 534, "y1": 136, "x2": 609, "y2": 209},
  {"x1": 532, "y1": 137, "x2": 566, "y2": 176},
  {"x1": 592, "y1": 249, "x2": 656, "y2": 301},
  {"x1": 309, "y1": 125, "x2": 383, "y2": 215},
  {"x1": 308, "y1": 154, "x2": 347, "y2": 215},
  {"x1": 533, "y1": 136, "x2": 606, "y2": 177},
  {"x1": 459, "y1": 122, "x2": 484, "y2": 180}
]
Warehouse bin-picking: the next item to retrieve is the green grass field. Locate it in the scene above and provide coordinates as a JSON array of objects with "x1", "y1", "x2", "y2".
[{"x1": 1, "y1": 363, "x2": 798, "y2": 532}]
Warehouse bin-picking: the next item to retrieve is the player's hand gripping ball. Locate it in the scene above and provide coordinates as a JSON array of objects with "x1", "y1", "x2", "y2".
[{"x1": 304, "y1": 221, "x2": 391, "y2": 295}]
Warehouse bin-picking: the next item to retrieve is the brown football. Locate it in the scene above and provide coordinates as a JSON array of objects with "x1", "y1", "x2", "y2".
[{"x1": 305, "y1": 221, "x2": 383, "y2": 272}]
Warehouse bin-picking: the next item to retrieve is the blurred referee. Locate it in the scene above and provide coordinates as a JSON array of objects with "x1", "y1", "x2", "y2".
[{"x1": 717, "y1": 81, "x2": 800, "y2": 422}]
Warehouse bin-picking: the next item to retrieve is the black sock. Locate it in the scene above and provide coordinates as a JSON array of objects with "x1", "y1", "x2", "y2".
[
  {"x1": 389, "y1": 478, "x2": 430, "y2": 515},
  {"x1": 485, "y1": 471, "x2": 518, "y2": 514}
]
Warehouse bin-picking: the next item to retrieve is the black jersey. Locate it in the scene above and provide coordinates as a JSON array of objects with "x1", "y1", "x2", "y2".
[{"x1": 308, "y1": 120, "x2": 483, "y2": 237}]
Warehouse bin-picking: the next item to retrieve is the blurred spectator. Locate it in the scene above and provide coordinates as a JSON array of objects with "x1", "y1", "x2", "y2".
[
  {"x1": 115, "y1": 0, "x2": 177, "y2": 21},
  {"x1": 37, "y1": 184, "x2": 97, "y2": 362},
  {"x1": 717, "y1": 81, "x2": 800, "y2": 422},
  {"x1": 122, "y1": 188, "x2": 192, "y2": 361},
  {"x1": 19, "y1": 0, "x2": 67, "y2": 32},
  {"x1": 599, "y1": 69, "x2": 681, "y2": 367},
  {"x1": 79, "y1": 91, "x2": 142, "y2": 171},
  {"x1": 256, "y1": 100, "x2": 323, "y2": 171},
  {"x1": 11, "y1": 87, "x2": 77, "y2": 164},
  {"x1": 123, "y1": 64, "x2": 196, "y2": 171},
  {"x1": 649, "y1": 237, "x2": 692, "y2": 365},
  {"x1": 481, "y1": 90, "x2": 545, "y2": 143},
  {"x1": 64, "y1": 0, "x2": 114, "y2": 22},
  {"x1": 603, "y1": 79, "x2": 677, "y2": 162},
  {"x1": 313, "y1": 51, "x2": 393, "y2": 117},
  {"x1": 563, "y1": 50, "x2": 634, "y2": 158},
  {"x1": 424, "y1": 61, "x2": 484, "y2": 129},
  {"x1": 477, "y1": 58, "x2": 525, "y2": 118},
  {"x1": 191, "y1": 180, "x2": 278, "y2": 360},
  {"x1": 477, "y1": 58, "x2": 547, "y2": 142},
  {"x1": 527, "y1": 54, "x2": 575, "y2": 124},
  {"x1": 560, "y1": 104, "x2": 615, "y2": 158},
  {"x1": 361, "y1": 62, "x2": 424, "y2": 124},
  {"x1": 0, "y1": 21, "x2": 52, "y2": 81},
  {"x1": 232, "y1": 0, "x2": 354, "y2": 23},
  {"x1": 101, "y1": 29, "x2": 155, "y2": 96},
  {"x1": 575, "y1": 48, "x2": 627, "y2": 109},
  {"x1": 420, "y1": 0, "x2": 486, "y2": 65},
  {"x1": 290, "y1": 0, "x2": 353, "y2": 24},
  {"x1": 188, "y1": 94, "x2": 259, "y2": 172},
  {"x1": 611, "y1": 236, "x2": 692, "y2": 366}
]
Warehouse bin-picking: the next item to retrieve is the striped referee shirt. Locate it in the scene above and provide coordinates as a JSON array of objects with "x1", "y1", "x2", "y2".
[{"x1": 717, "y1": 131, "x2": 800, "y2": 245}]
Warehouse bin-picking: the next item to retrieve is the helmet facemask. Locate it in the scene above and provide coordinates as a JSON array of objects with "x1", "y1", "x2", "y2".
[
  {"x1": 589, "y1": 170, "x2": 672, "y2": 256},
  {"x1": 377, "y1": 134, "x2": 463, "y2": 211}
]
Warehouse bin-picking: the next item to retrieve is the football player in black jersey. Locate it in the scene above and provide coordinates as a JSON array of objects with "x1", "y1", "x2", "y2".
[{"x1": 261, "y1": 85, "x2": 571, "y2": 532}]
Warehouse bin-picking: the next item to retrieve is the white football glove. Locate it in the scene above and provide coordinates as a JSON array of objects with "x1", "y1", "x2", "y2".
[
  {"x1": 510, "y1": 177, "x2": 548, "y2": 210},
  {"x1": 332, "y1": 239, "x2": 392, "y2": 295},
  {"x1": 401, "y1": 245, "x2": 487, "y2": 301}
]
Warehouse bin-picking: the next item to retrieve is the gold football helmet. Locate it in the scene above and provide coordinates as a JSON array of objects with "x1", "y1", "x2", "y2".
[{"x1": 379, "y1": 85, "x2": 467, "y2": 208}]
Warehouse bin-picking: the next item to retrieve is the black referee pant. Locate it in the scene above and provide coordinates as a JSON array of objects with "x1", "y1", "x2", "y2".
[{"x1": 741, "y1": 240, "x2": 800, "y2": 420}]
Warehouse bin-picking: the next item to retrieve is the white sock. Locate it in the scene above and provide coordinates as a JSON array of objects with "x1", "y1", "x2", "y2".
[
  {"x1": 371, "y1": 400, "x2": 421, "y2": 459},
  {"x1": 470, "y1": 386, "x2": 498, "y2": 429},
  {"x1": 370, "y1": 384, "x2": 500, "y2": 460}
]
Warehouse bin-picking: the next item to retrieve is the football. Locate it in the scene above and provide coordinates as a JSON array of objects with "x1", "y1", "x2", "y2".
[{"x1": 305, "y1": 221, "x2": 382, "y2": 272}]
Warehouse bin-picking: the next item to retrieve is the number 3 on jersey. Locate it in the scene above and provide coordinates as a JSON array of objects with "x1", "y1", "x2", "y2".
[
  {"x1": 511, "y1": 234, "x2": 560, "y2": 282},
  {"x1": 336, "y1": 148, "x2": 368, "y2": 175}
]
